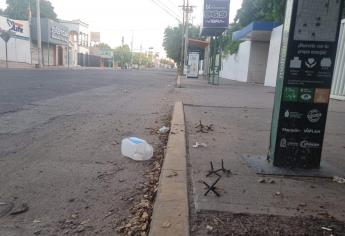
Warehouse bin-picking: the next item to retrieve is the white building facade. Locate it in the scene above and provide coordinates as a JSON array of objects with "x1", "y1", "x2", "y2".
[
  {"x1": 220, "y1": 22, "x2": 280, "y2": 84},
  {"x1": 59, "y1": 20, "x2": 90, "y2": 67}
]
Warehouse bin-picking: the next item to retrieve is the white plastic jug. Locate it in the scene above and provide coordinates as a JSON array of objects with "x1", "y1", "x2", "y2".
[{"x1": 121, "y1": 137, "x2": 153, "y2": 161}]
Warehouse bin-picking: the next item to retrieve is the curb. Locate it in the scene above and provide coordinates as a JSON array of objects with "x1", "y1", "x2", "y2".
[{"x1": 149, "y1": 101, "x2": 189, "y2": 236}]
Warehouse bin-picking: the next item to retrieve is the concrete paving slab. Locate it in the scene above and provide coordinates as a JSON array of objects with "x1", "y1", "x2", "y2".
[{"x1": 185, "y1": 105, "x2": 345, "y2": 221}]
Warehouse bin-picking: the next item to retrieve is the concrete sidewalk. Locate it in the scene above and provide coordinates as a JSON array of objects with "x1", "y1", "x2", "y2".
[{"x1": 176, "y1": 78, "x2": 345, "y2": 235}]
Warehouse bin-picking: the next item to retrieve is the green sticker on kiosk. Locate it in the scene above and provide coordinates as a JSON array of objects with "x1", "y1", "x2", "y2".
[
  {"x1": 299, "y1": 88, "x2": 314, "y2": 103},
  {"x1": 283, "y1": 87, "x2": 299, "y2": 102}
]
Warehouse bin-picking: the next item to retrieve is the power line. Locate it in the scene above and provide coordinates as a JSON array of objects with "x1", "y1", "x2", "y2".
[
  {"x1": 150, "y1": 0, "x2": 181, "y2": 23},
  {"x1": 163, "y1": 0, "x2": 178, "y2": 8},
  {"x1": 155, "y1": 0, "x2": 181, "y2": 19},
  {"x1": 151, "y1": 0, "x2": 181, "y2": 21}
]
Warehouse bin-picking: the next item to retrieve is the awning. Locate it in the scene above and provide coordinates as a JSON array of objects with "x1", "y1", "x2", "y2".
[
  {"x1": 232, "y1": 21, "x2": 281, "y2": 42},
  {"x1": 188, "y1": 39, "x2": 209, "y2": 48}
]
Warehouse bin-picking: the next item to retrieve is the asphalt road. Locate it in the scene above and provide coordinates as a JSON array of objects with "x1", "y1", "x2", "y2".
[
  {"x1": 0, "y1": 69, "x2": 175, "y2": 115},
  {"x1": 0, "y1": 68, "x2": 177, "y2": 235}
]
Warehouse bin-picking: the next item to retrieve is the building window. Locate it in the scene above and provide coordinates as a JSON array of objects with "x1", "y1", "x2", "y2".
[
  {"x1": 79, "y1": 32, "x2": 83, "y2": 45},
  {"x1": 85, "y1": 34, "x2": 89, "y2": 47},
  {"x1": 78, "y1": 32, "x2": 89, "y2": 47}
]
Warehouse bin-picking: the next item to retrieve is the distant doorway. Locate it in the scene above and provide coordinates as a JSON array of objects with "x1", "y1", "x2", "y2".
[{"x1": 57, "y1": 46, "x2": 63, "y2": 66}]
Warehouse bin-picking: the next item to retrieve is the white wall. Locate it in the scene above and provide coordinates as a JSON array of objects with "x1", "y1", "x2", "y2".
[
  {"x1": 60, "y1": 20, "x2": 90, "y2": 56},
  {"x1": 331, "y1": 19, "x2": 345, "y2": 99},
  {"x1": 220, "y1": 41, "x2": 251, "y2": 82},
  {"x1": 0, "y1": 38, "x2": 31, "y2": 64},
  {"x1": 264, "y1": 25, "x2": 283, "y2": 87},
  {"x1": 248, "y1": 41, "x2": 270, "y2": 83},
  {"x1": 220, "y1": 40, "x2": 270, "y2": 84}
]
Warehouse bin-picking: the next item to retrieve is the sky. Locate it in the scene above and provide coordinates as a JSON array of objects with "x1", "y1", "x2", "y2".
[{"x1": 0, "y1": 0, "x2": 243, "y2": 57}]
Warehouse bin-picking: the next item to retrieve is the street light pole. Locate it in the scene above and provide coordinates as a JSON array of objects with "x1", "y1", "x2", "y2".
[{"x1": 36, "y1": 0, "x2": 43, "y2": 68}]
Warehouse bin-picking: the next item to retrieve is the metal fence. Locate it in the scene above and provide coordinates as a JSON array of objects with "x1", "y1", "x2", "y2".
[
  {"x1": 77, "y1": 53, "x2": 101, "y2": 67},
  {"x1": 331, "y1": 19, "x2": 345, "y2": 100}
]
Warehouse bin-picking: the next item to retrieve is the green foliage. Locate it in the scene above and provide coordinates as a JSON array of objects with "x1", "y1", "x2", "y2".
[
  {"x1": 4, "y1": 0, "x2": 57, "y2": 20},
  {"x1": 163, "y1": 24, "x2": 201, "y2": 65},
  {"x1": 132, "y1": 53, "x2": 141, "y2": 65},
  {"x1": 221, "y1": 24, "x2": 242, "y2": 55},
  {"x1": 34, "y1": 0, "x2": 57, "y2": 19},
  {"x1": 163, "y1": 25, "x2": 182, "y2": 66},
  {"x1": 132, "y1": 52, "x2": 154, "y2": 68},
  {"x1": 113, "y1": 44, "x2": 131, "y2": 68},
  {"x1": 96, "y1": 43, "x2": 112, "y2": 51},
  {"x1": 235, "y1": 0, "x2": 286, "y2": 26}
]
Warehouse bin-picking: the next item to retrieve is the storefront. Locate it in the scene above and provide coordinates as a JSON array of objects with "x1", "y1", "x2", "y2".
[
  {"x1": 0, "y1": 15, "x2": 31, "y2": 66},
  {"x1": 59, "y1": 19, "x2": 90, "y2": 67},
  {"x1": 31, "y1": 18, "x2": 69, "y2": 66}
]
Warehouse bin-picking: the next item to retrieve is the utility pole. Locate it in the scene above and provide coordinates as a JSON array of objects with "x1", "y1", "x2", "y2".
[
  {"x1": 28, "y1": 0, "x2": 33, "y2": 65},
  {"x1": 183, "y1": 0, "x2": 189, "y2": 74},
  {"x1": 180, "y1": 0, "x2": 185, "y2": 75},
  {"x1": 140, "y1": 43, "x2": 143, "y2": 69},
  {"x1": 36, "y1": 0, "x2": 43, "y2": 68},
  {"x1": 183, "y1": 0, "x2": 193, "y2": 76},
  {"x1": 130, "y1": 32, "x2": 134, "y2": 67}
]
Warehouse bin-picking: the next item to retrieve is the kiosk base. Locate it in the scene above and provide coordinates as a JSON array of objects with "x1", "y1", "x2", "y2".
[{"x1": 242, "y1": 155, "x2": 343, "y2": 178}]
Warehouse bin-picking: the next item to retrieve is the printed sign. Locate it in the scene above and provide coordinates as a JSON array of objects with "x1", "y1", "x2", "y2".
[
  {"x1": 51, "y1": 25, "x2": 69, "y2": 43},
  {"x1": 187, "y1": 52, "x2": 200, "y2": 78},
  {"x1": 269, "y1": 0, "x2": 343, "y2": 169},
  {"x1": 0, "y1": 15, "x2": 30, "y2": 39},
  {"x1": 7, "y1": 18, "x2": 24, "y2": 33},
  {"x1": 201, "y1": 0, "x2": 230, "y2": 36}
]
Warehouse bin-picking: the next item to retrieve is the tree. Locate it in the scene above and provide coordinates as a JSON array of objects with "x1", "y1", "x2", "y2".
[
  {"x1": 131, "y1": 52, "x2": 155, "y2": 68},
  {"x1": 132, "y1": 52, "x2": 141, "y2": 66},
  {"x1": 96, "y1": 43, "x2": 112, "y2": 51},
  {"x1": 235, "y1": 0, "x2": 286, "y2": 27},
  {"x1": 221, "y1": 23, "x2": 242, "y2": 55},
  {"x1": 113, "y1": 45, "x2": 131, "y2": 68},
  {"x1": 4, "y1": 0, "x2": 57, "y2": 20},
  {"x1": 163, "y1": 24, "x2": 201, "y2": 66}
]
